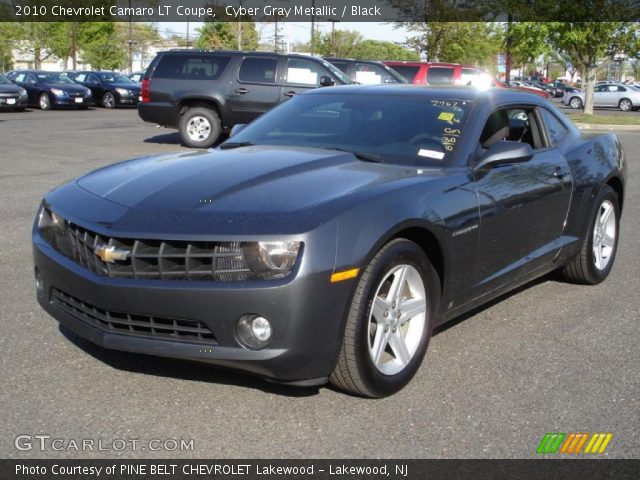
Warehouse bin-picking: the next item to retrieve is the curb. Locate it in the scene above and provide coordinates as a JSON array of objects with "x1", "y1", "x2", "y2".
[{"x1": 574, "y1": 123, "x2": 640, "y2": 132}]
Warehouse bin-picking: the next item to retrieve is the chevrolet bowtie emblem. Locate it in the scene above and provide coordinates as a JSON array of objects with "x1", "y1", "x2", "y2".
[{"x1": 94, "y1": 244, "x2": 130, "y2": 263}]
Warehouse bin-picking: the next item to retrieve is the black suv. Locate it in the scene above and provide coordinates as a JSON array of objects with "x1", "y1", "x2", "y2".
[
  {"x1": 138, "y1": 50, "x2": 352, "y2": 147},
  {"x1": 324, "y1": 57, "x2": 406, "y2": 85}
]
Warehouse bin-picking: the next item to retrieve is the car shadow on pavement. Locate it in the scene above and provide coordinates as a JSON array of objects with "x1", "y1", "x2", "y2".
[
  {"x1": 143, "y1": 131, "x2": 182, "y2": 145},
  {"x1": 433, "y1": 272, "x2": 560, "y2": 336},
  {"x1": 144, "y1": 132, "x2": 229, "y2": 147},
  {"x1": 59, "y1": 326, "x2": 321, "y2": 398}
]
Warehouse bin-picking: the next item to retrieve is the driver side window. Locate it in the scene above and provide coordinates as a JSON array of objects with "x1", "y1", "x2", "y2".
[{"x1": 479, "y1": 107, "x2": 544, "y2": 153}]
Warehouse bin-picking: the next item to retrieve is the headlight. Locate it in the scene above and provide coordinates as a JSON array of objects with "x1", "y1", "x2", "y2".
[
  {"x1": 37, "y1": 204, "x2": 74, "y2": 258},
  {"x1": 85, "y1": 89, "x2": 92, "y2": 97},
  {"x1": 19, "y1": 88, "x2": 27, "y2": 98},
  {"x1": 243, "y1": 241, "x2": 301, "y2": 277},
  {"x1": 115, "y1": 88, "x2": 129, "y2": 95},
  {"x1": 50, "y1": 88, "x2": 64, "y2": 96}
]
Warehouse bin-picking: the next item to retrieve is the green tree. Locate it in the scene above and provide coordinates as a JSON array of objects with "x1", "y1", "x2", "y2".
[
  {"x1": 404, "y1": 23, "x2": 502, "y2": 65},
  {"x1": 0, "y1": 23, "x2": 17, "y2": 71},
  {"x1": 547, "y1": 23, "x2": 631, "y2": 115},
  {"x1": 78, "y1": 22, "x2": 127, "y2": 70},
  {"x1": 507, "y1": 22, "x2": 552, "y2": 75},
  {"x1": 351, "y1": 40, "x2": 419, "y2": 61},
  {"x1": 315, "y1": 30, "x2": 364, "y2": 57},
  {"x1": 195, "y1": 22, "x2": 259, "y2": 50},
  {"x1": 115, "y1": 22, "x2": 162, "y2": 70}
]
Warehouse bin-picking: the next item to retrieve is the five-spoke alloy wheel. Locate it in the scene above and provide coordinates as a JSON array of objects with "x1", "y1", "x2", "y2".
[
  {"x1": 331, "y1": 239, "x2": 440, "y2": 397},
  {"x1": 563, "y1": 185, "x2": 620, "y2": 284}
]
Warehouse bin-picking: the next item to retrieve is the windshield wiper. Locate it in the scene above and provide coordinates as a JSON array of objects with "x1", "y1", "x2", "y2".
[
  {"x1": 326, "y1": 147, "x2": 382, "y2": 163},
  {"x1": 219, "y1": 141, "x2": 255, "y2": 150}
]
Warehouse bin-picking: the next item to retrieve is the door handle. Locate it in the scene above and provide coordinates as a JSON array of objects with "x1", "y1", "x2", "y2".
[
  {"x1": 234, "y1": 88, "x2": 249, "y2": 95},
  {"x1": 283, "y1": 91, "x2": 296, "y2": 97}
]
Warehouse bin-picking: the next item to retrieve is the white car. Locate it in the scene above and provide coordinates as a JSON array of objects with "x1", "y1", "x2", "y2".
[{"x1": 562, "y1": 83, "x2": 640, "y2": 111}]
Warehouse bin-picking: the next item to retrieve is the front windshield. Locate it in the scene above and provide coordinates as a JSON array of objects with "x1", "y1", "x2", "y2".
[
  {"x1": 319, "y1": 59, "x2": 353, "y2": 85},
  {"x1": 99, "y1": 73, "x2": 134, "y2": 84},
  {"x1": 227, "y1": 93, "x2": 472, "y2": 166},
  {"x1": 37, "y1": 73, "x2": 75, "y2": 84},
  {"x1": 0, "y1": 74, "x2": 11, "y2": 85}
]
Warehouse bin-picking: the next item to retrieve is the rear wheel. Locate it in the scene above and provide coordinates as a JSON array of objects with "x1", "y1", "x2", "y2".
[
  {"x1": 179, "y1": 107, "x2": 221, "y2": 148},
  {"x1": 563, "y1": 185, "x2": 620, "y2": 284},
  {"x1": 618, "y1": 98, "x2": 632, "y2": 111},
  {"x1": 569, "y1": 97, "x2": 583, "y2": 109},
  {"x1": 330, "y1": 239, "x2": 439, "y2": 398},
  {"x1": 39, "y1": 93, "x2": 51, "y2": 110}
]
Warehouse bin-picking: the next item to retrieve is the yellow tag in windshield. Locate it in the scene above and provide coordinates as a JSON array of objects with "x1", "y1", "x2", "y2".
[{"x1": 438, "y1": 112, "x2": 455, "y2": 123}]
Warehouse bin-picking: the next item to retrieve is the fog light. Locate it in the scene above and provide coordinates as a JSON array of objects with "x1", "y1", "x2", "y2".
[
  {"x1": 34, "y1": 268, "x2": 44, "y2": 297},
  {"x1": 236, "y1": 315, "x2": 272, "y2": 350}
]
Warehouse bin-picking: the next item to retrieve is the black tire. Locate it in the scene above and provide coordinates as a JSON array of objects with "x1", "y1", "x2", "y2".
[
  {"x1": 569, "y1": 97, "x2": 583, "y2": 109},
  {"x1": 102, "y1": 92, "x2": 116, "y2": 109},
  {"x1": 563, "y1": 185, "x2": 620, "y2": 285},
  {"x1": 38, "y1": 93, "x2": 51, "y2": 110},
  {"x1": 618, "y1": 98, "x2": 632, "y2": 112},
  {"x1": 179, "y1": 107, "x2": 221, "y2": 148},
  {"x1": 330, "y1": 239, "x2": 440, "y2": 398}
]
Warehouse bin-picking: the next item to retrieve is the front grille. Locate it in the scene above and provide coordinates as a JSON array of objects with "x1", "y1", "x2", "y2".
[
  {"x1": 43, "y1": 209, "x2": 252, "y2": 281},
  {"x1": 51, "y1": 289, "x2": 217, "y2": 344}
]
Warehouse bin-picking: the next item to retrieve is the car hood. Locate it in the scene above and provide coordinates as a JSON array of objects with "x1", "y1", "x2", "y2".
[
  {"x1": 76, "y1": 146, "x2": 430, "y2": 215},
  {"x1": 110, "y1": 82, "x2": 140, "y2": 90},
  {"x1": 44, "y1": 83, "x2": 88, "y2": 93},
  {"x1": 0, "y1": 84, "x2": 22, "y2": 94}
]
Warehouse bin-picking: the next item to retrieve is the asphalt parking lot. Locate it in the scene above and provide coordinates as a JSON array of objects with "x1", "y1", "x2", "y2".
[{"x1": 0, "y1": 106, "x2": 638, "y2": 459}]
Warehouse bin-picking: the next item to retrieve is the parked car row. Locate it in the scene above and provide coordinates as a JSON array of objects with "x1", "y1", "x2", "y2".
[{"x1": 2, "y1": 69, "x2": 140, "y2": 110}]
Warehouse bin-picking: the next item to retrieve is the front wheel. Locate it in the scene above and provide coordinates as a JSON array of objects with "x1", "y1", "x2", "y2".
[
  {"x1": 102, "y1": 92, "x2": 116, "y2": 109},
  {"x1": 562, "y1": 185, "x2": 620, "y2": 284},
  {"x1": 179, "y1": 107, "x2": 221, "y2": 148},
  {"x1": 39, "y1": 93, "x2": 51, "y2": 110},
  {"x1": 330, "y1": 239, "x2": 440, "y2": 397},
  {"x1": 569, "y1": 97, "x2": 583, "y2": 109}
]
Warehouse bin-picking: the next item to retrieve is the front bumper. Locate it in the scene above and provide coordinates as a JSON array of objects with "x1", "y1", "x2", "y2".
[
  {"x1": 116, "y1": 92, "x2": 140, "y2": 105},
  {"x1": 52, "y1": 96, "x2": 91, "y2": 107},
  {"x1": 0, "y1": 95, "x2": 27, "y2": 108},
  {"x1": 33, "y1": 226, "x2": 351, "y2": 386}
]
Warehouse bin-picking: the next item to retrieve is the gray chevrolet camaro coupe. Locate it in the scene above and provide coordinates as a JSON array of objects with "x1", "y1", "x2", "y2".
[{"x1": 33, "y1": 86, "x2": 626, "y2": 397}]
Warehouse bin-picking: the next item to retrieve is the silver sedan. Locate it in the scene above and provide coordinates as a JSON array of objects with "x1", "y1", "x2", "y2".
[{"x1": 562, "y1": 83, "x2": 640, "y2": 111}]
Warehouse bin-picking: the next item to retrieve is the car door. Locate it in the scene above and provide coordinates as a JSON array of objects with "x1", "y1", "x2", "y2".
[
  {"x1": 13, "y1": 73, "x2": 39, "y2": 105},
  {"x1": 471, "y1": 105, "x2": 573, "y2": 297},
  {"x1": 87, "y1": 73, "x2": 104, "y2": 100},
  {"x1": 593, "y1": 84, "x2": 615, "y2": 106},
  {"x1": 226, "y1": 56, "x2": 280, "y2": 125},
  {"x1": 280, "y1": 57, "x2": 335, "y2": 99}
]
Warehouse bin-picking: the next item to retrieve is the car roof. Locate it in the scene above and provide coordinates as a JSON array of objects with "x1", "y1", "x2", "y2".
[
  {"x1": 158, "y1": 50, "x2": 326, "y2": 61},
  {"x1": 305, "y1": 84, "x2": 545, "y2": 104},
  {"x1": 324, "y1": 57, "x2": 384, "y2": 65}
]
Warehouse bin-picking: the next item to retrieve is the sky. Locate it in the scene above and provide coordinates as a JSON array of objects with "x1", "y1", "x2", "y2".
[{"x1": 161, "y1": 21, "x2": 413, "y2": 46}]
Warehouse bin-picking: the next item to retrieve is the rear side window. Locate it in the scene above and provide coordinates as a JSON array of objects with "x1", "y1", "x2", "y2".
[
  {"x1": 152, "y1": 54, "x2": 230, "y2": 80},
  {"x1": 238, "y1": 57, "x2": 277, "y2": 84},
  {"x1": 285, "y1": 58, "x2": 329, "y2": 86},
  {"x1": 540, "y1": 108, "x2": 569, "y2": 145},
  {"x1": 330, "y1": 61, "x2": 349, "y2": 74},
  {"x1": 460, "y1": 68, "x2": 479, "y2": 86},
  {"x1": 427, "y1": 67, "x2": 455, "y2": 85},
  {"x1": 390, "y1": 65, "x2": 419, "y2": 82},
  {"x1": 354, "y1": 62, "x2": 400, "y2": 84}
]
